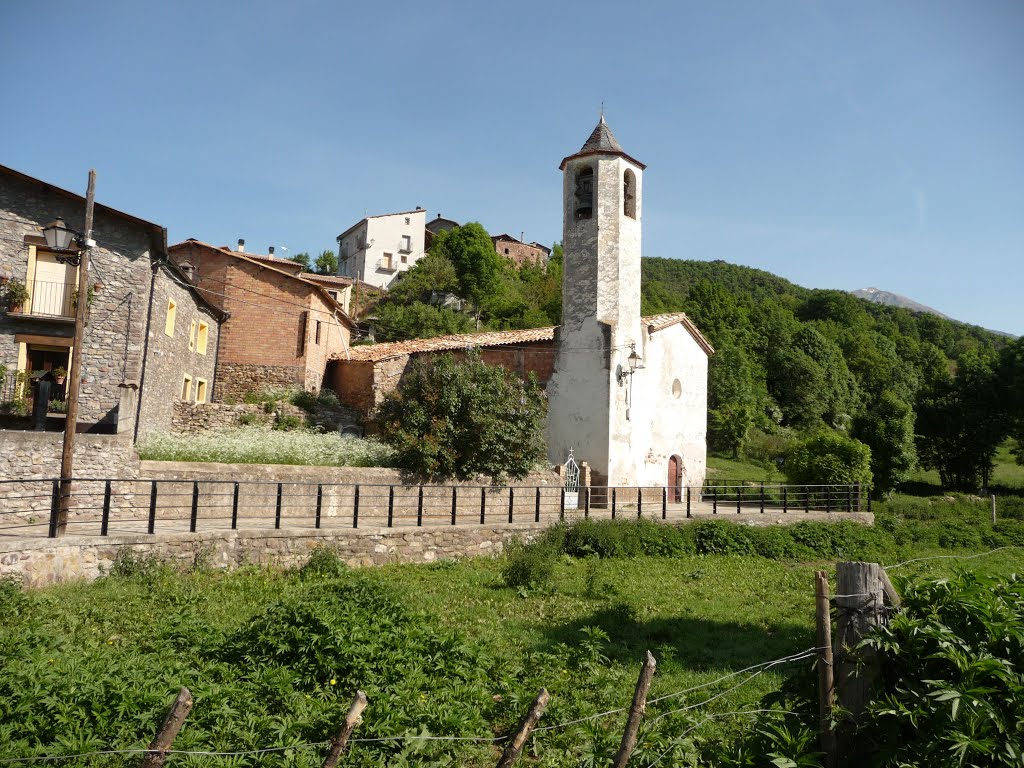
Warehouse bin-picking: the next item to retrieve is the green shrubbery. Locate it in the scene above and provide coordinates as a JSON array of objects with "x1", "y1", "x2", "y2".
[
  {"x1": 375, "y1": 352, "x2": 547, "y2": 480},
  {"x1": 785, "y1": 432, "x2": 873, "y2": 487},
  {"x1": 863, "y1": 572, "x2": 1024, "y2": 766}
]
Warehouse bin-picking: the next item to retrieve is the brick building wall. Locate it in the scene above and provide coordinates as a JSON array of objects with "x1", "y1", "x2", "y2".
[
  {"x1": 135, "y1": 266, "x2": 222, "y2": 439},
  {"x1": 492, "y1": 236, "x2": 548, "y2": 268},
  {"x1": 169, "y1": 241, "x2": 351, "y2": 400},
  {"x1": 329, "y1": 340, "x2": 556, "y2": 419},
  {"x1": 0, "y1": 168, "x2": 160, "y2": 430}
]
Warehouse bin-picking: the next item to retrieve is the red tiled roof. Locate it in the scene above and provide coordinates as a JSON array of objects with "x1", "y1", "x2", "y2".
[
  {"x1": 340, "y1": 326, "x2": 556, "y2": 362},
  {"x1": 644, "y1": 312, "x2": 715, "y2": 354},
  {"x1": 333, "y1": 312, "x2": 713, "y2": 363}
]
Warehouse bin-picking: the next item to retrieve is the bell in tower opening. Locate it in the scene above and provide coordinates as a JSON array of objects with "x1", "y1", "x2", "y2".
[{"x1": 574, "y1": 166, "x2": 593, "y2": 220}]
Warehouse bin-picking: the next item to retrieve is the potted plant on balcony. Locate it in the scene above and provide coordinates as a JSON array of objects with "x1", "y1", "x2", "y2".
[
  {"x1": 2, "y1": 279, "x2": 29, "y2": 313},
  {"x1": 52, "y1": 366, "x2": 68, "y2": 385},
  {"x1": 71, "y1": 284, "x2": 96, "y2": 312}
]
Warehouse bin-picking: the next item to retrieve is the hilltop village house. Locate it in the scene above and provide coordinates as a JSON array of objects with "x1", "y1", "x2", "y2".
[
  {"x1": 491, "y1": 234, "x2": 550, "y2": 268},
  {"x1": 327, "y1": 119, "x2": 712, "y2": 489},
  {"x1": 168, "y1": 240, "x2": 356, "y2": 401},
  {"x1": 0, "y1": 164, "x2": 223, "y2": 438}
]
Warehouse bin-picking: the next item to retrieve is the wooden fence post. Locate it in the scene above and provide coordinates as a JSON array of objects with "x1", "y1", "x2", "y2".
[
  {"x1": 612, "y1": 651, "x2": 657, "y2": 768},
  {"x1": 815, "y1": 571, "x2": 836, "y2": 768},
  {"x1": 141, "y1": 687, "x2": 193, "y2": 768},
  {"x1": 495, "y1": 687, "x2": 549, "y2": 768},
  {"x1": 322, "y1": 690, "x2": 368, "y2": 768},
  {"x1": 834, "y1": 562, "x2": 899, "y2": 763}
]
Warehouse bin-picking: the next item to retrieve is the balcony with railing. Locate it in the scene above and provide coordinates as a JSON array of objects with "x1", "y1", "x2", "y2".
[
  {"x1": 7, "y1": 279, "x2": 76, "y2": 320},
  {"x1": 376, "y1": 257, "x2": 397, "y2": 273}
]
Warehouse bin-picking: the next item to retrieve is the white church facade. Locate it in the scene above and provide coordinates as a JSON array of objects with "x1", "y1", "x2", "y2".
[{"x1": 545, "y1": 118, "x2": 713, "y2": 491}]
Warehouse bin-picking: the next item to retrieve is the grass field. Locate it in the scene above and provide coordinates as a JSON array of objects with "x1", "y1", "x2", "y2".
[{"x1": 3, "y1": 507, "x2": 1023, "y2": 767}]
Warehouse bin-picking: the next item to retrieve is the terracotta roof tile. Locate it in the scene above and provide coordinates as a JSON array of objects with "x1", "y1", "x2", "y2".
[
  {"x1": 333, "y1": 312, "x2": 713, "y2": 363},
  {"x1": 339, "y1": 326, "x2": 556, "y2": 362}
]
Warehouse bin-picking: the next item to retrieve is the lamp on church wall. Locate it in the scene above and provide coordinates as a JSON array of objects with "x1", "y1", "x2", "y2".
[{"x1": 618, "y1": 343, "x2": 643, "y2": 384}]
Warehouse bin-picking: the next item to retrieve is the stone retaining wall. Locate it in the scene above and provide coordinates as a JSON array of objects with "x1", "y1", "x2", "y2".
[
  {"x1": 0, "y1": 523, "x2": 539, "y2": 587},
  {"x1": 170, "y1": 401, "x2": 270, "y2": 433}
]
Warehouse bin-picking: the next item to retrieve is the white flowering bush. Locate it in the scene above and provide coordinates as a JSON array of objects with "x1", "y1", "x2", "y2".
[{"x1": 137, "y1": 427, "x2": 397, "y2": 467}]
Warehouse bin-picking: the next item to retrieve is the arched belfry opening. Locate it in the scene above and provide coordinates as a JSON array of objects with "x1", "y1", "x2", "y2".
[
  {"x1": 623, "y1": 169, "x2": 636, "y2": 219},
  {"x1": 574, "y1": 166, "x2": 594, "y2": 220}
]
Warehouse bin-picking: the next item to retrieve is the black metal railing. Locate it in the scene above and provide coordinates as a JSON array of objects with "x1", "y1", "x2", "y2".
[
  {"x1": 24, "y1": 279, "x2": 76, "y2": 318},
  {"x1": 0, "y1": 477, "x2": 869, "y2": 539}
]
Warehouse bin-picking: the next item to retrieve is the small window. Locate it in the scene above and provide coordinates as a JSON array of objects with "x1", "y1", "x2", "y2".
[
  {"x1": 404, "y1": 217, "x2": 410, "y2": 225},
  {"x1": 400, "y1": 234, "x2": 412, "y2": 252},
  {"x1": 180, "y1": 374, "x2": 192, "y2": 401},
  {"x1": 672, "y1": 378, "x2": 682, "y2": 399},
  {"x1": 164, "y1": 300, "x2": 177, "y2": 336},
  {"x1": 196, "y1": 322, "x2": 209, "y2": 355},
  {"x1": 188, "y1": 319, "x2": 196, "y2": 351},
  {"x1": 504, "y1": 247, "x2": 510, "y2": 254},
  {"x1": 195, "y1": 378, "x2": 208, "y2": 404},
  {"x1": 315, "y1": 320, "x2": 322, "y2": 344},
  {"x1": 400, "y1": 253, "x2": 408, "y2": 264},
  {"x1": 624, "y1": 169, "x2": 637, "y2": 219}
]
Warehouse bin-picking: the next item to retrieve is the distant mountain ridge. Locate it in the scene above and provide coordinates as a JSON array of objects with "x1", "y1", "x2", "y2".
[{"x1": 850, "y1": 287, "x2": 950, "y2": 320}]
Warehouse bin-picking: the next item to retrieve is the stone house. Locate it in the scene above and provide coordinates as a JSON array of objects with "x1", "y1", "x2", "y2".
[
  {"x1": 167, "y1": 239, "x2": 356, "y2": 401},
  {"x1": 0, "y1": 164, "x2": 223, "y2": 436},
  {"x1": 491, "y1": 234, "x2": 550, "y2": 268},
  {"x1": 336, "y1": 208, "x2": 427, "y2": 289}
]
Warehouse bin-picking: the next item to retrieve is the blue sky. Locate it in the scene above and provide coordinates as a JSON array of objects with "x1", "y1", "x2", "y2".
[{"x1": 2, "y1": 0, "x2": 1021, "y2": 334}]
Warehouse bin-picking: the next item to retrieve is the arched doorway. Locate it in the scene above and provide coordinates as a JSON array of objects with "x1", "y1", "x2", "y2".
[{"x1": 668, "y1": 455, "x2": 682, "y2": 502}]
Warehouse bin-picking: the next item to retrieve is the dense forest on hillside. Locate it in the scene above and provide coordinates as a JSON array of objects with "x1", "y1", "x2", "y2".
[{"x1": 363, "y1": 225, "x2": 1024, "y2": 494}]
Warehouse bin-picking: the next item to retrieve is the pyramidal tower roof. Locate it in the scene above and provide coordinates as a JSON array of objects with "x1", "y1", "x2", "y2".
[{"x1": 559, "y1": 116, "x2": 646, "y2": 170}]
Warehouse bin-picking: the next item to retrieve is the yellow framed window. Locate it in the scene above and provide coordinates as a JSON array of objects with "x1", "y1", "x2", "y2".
[
  {"x1": 165, "y1": 300, "x2": 177, "y2": 336},
  {"x1": 196, "y1": 321, "x2": 209, "y2": 355},
  {"x1": 180, "y1": 374, "x2": 192, "y2": 401},
  {"x1": 195, "y1": 378, "x2": 208, "y2": 404},
  {"x1": 188, "y1": 319, "x2": 196, "y2": 351}
]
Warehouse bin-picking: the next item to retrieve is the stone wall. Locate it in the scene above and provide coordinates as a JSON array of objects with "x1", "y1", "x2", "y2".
[
  {"x1": 0, "y1": 169, "x2": 160, "y2": 430},
  {"x1": 0, "y1": 430, "x2": 139, "y2": 524},
  {"x1": 214, "y1": 362, "x2": 303, "y2": 402},
  {"x1": 0, "y1": 523, "x2": 539, "y2": 587},
  {"x1": 170, "y1": 401, "x2": 267, "y2": 433},
  {"x1": 135, "y1": 266, "x2": 221, "y2": 439}
]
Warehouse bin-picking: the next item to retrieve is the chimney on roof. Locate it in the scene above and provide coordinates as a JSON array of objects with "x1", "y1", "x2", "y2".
[
  {"x1": 268, "y1": 246, "x2": 275, "y2": 256},
  {"x1": 179, "y1": 262, "x2": 195, "y2": 283},
  {"x1": 415, "y1": 206, "x2": 423, "y2": 211},
  {"x1": 237, "y1": 238, "x2": 245, "y2": 253},
  {"x1": 520, "y1": 231, "x2": 524, "y2": 243}
]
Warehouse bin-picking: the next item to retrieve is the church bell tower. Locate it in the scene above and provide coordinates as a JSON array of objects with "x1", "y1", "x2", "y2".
[{"x1": 546, "y1": 117, "x2": 647, "y2": 487}]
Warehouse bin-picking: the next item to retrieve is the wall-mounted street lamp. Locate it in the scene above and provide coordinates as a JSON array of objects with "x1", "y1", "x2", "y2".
[
  {"x1": 41, "y1": 217, "x2": 94, "y2": 266},
  {"x1": 617, "y1": 343, "x2": 644, "y2": 384},
  {"x1": 618, "y1": 343, "x2": 644, "y2": 422}
]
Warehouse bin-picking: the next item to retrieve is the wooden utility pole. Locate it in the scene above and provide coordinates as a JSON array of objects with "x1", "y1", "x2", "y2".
[
  {"x1": 834, "y1": 562, "x2": 899, "y2": 763},
  {"x1": 495, "y1": 687, "x2": 549, "y2": 768},
  {"x1": 612, "y1": 651, "x2": 657, "y2": 768},
  {"x1": 815, "y1": 571, "x2": 836, "y2": 768},
  {"x1": 141, "y1": 687, "x2": 193, "y2": 768},
  {"x1": 56, "y1": 169, "x2": 96, "y2": 536}
]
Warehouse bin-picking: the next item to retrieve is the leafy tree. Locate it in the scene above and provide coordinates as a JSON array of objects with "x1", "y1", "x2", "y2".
[
  {"x1": 915, "y1": 351, "x2": 1005, "y2": 491},
  {"x1": 429, "y1": 222, "x2": 504, "y2": 308},
  {"x1": 707, "y1": 340, "x2": 759, "y2": 457},
  {"x1": 785, "y1": 432, "x2": 873, "y2": 487},
  {"x1": 372, "y1": 301, "x2": 474, "y2": 342},
  {"x1": 314, "y1": 249, "x2": 338, "y2": 275},
  {"x1": 999, "y1": 337, "x2": 1024, "y2": 465},
  {"x1": 375, "y1": 353, "x2": 547, "y2": 479},
  {"x1": 853, "y1": 390, "x2": 917, "y2": 496},
  {"x1": 386, "y1": 253, "x2": 461, "y2": 304},
  {"x1": 289, "y1": 252, "x2": 311, "y2": 269}
]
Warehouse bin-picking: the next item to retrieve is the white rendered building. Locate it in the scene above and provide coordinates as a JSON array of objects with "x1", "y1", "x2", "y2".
[
  {"x1": 545, "y1": 118, "x2": 712, "y2": 491},
  {"x1": 336, "y1": 208, "x2": 427, "y2": 288}
]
